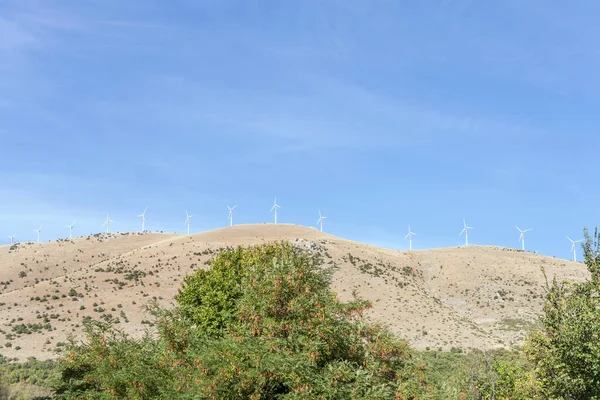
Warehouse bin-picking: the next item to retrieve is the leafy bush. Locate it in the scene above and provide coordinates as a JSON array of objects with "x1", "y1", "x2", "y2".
[
  {"x1": 417, "y1": 349, "x2": 538, "y2": 400},
  {"x1": 524, "y1": 227, "x2": 600, "y2": 399},
  {"x1": 56, "y1": 242, "x2": 430, "y2": 399},
  {"x1": 0, "y1": 354, "x2": 59, "y2": 399},
  {"x1": 175, "y1": 243, "x2": 318, "y2": 336}
]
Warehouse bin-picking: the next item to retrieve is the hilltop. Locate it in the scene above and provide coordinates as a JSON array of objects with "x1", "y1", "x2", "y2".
[{"x1": 0, "y1": 224, "x2": 588, "y2": 360}]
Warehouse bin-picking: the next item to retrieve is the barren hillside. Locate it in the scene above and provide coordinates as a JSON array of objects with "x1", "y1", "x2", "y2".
[{"x1": 0, "y1": 224, "x2": 588, "y2": 360}]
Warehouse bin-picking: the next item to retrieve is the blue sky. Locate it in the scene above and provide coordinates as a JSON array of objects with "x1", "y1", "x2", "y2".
[{"x1": 1, "y1": 0, "x2": 598, "y2": 259}]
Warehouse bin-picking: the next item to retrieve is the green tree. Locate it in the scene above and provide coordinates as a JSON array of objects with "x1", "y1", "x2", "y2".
[
  {"x1": 175, "y1": 243, "x2": 320, "y2": 336},
  {"x1": 56, "y1": 242, "x2": 430, "y2": 399},
  {"x1": 525, "y1": 227, "x2": 600, "y2": 399}
]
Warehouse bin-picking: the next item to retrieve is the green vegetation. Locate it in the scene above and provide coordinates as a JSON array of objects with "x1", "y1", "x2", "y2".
[
  {"x1": 0, "y1": 354, "x2": 59, "y2": 399},
  {"x1": 2, "y1": 228, "x2": 598, "y2": 399},
  {"x1": 523, "y1": 227, "x2": 600, "y2": 399},
  {"x1": 55, "y1": 242, "x2": 429, "y2": 398},
  {"x1": 416, "y1": 226, "x2": 600, "y2": 399}
]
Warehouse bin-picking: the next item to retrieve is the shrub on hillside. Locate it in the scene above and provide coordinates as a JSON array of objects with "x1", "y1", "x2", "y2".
[
  {"x1": 175, "y1": 242, "x2": 327, "y2": 336},
  {"x1": 417, "y1": 349, "x2": 539, "y2": 400},
  {"x1": 56, "y1": 242, "x2": 430, "y2": 399},
  {"x1": 0, "y1": 355, "x2": 58, "y2": 399}
]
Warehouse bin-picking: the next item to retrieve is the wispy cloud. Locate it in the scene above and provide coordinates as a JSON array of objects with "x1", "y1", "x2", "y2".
[{"x1": 95, "y1": 20, "x2": 163, "y2": 29}]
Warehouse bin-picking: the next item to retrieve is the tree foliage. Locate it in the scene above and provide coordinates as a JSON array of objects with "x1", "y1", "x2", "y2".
[
  {"x1": 56, "y1": 242, "x2": 430, "y2": 399},
  {"x1": 175, "y1": 243, "x2": 324, "y2": 336},
  {"x1": 524, "y1": 227, "x2": 600, "y2": 399},
  {"x1": 0, "y1": 354, "x2": 57, "y2": 400},
  {"x1": 417, "y1": 349, "x2": 538, "y2": 400}
]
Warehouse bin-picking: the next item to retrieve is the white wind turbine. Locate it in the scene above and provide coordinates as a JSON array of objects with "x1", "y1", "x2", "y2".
[
  {"x1": 515, "y1": 226, "x2": 532, "y2": 251},
  {"x1": 185, "y1": 211, "x2": 193, "y2": 235},
  {"x1": 137, "y1": 207, "x2": 147, "y2": 232},
  {"x1": 34, "y1": 225, "x2": 42, "y2": 243},
  {"x1": 460, "y1": 218, "x2": 473, "y2": 246},
  {"x1": 316, "y1": 210, "x2": 326, "y2": 232},
  {"x1": 567, "y1": 236, "x2": 583, "y2": 262},
  {"x1": 405, "y1": 224, "x2": 416, "y2": 251},
  {"x1": 8, "y1": 234, "x2": 16, "y2": 245},
  {"x1": 66, "y1": 221, "x2": 76, "y2": 239},
  {"x1": 227, "y1": 205, "x2": 237, "y2": 227},
  {"x1": 103, "y1": 214, "x2": 113, "y2": 233},
  {"x1": 270, "y1": 197, "x2": 280, "y2": 224}
]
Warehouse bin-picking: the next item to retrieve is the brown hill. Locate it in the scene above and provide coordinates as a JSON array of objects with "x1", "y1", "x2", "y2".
[{"x1": 0, "y1": 224, "x2": 588, "y2": 360}]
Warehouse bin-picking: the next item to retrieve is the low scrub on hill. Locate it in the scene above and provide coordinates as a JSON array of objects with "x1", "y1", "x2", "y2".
[{"x1": 0, "y1": 354, "x2": 58, "y2": 399}]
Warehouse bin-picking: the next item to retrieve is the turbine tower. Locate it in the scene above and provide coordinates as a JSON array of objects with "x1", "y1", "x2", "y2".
[
  {"x1": 8, "y1": 234, "x2": 16, "y2": 245},
  {"x1": 270, "y1": 197, "x2": 280, "y2": 224},
  {"x1": 66, "y1": 221, "x2": 76, "y2": 240},
  {"x1": 227, "y1": 205, "x2": 237, "y2": 227},
  {"x1": 137, "y1": 207, "x2": 147, "y2": 232},
  {"x1": 567, "y1": 236, "x2": 583, "y2": 262},
  {"x1": 34, "y1": 225, "x2": 42, "y2": 243},
  {"x1": 405, "y1": 224, "x2": 416, "y2": 251},
  {"x1": 316, "y1": 210, "x2": 326, "y2": 232},
  {"x1": 460, "y1": 218, "x2": 473, "y2": 246},
  {"x1": 185, "y1": 211, "x2": 193, "y2": 235},
  {"x1": 515, "y1": 226, "x2": 532, "y2": 251},
  {"x1": 103, "y1": 214, "x2": 113, "y2": 233}
]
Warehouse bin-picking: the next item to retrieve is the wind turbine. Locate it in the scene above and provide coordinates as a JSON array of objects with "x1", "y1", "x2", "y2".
[
  {"x1": 185, "y1": 211, "x2": 193, "y2": 235},
  {"x1": 515, "y1": 226, "x2": 532, "y2": 251},
  {"x1": 8, "y1": 234, "x2": 16, "y2": 245},
  {"x1": 66, "y1": 221, "x2": 76, "y2": 239},
  {"x1": 316, "y1": 210, "x2": 326, "y2": 232},
  {"x1": 34, "y1": 225, "x2": 42, "y2": 243},
  {"x1": 460, "y1": 218, "x2": 473, "y2": 246},
  {"x1": 270, "y1": 197, "x2": 280, "y2": 224},
  {"x1": 102, "y1": 214, "x2": 113, "y2": 233},
  {"x1": 137, "y1": 207, "x2": 147, "y2": 232},
  {"x1": 405, "y1": 224, "x2": 416, "y2": 251},
  {"x1": 567, "y1": 237, "x2": 583, "y2": 262},
  {"x1": 227, "y1": 205, "x2": 237, "y2": 227}
]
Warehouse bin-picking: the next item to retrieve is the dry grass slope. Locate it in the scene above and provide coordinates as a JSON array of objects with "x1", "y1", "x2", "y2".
[{"x1": 0, "y1": 224, "x2": 588, "y2": 360}]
